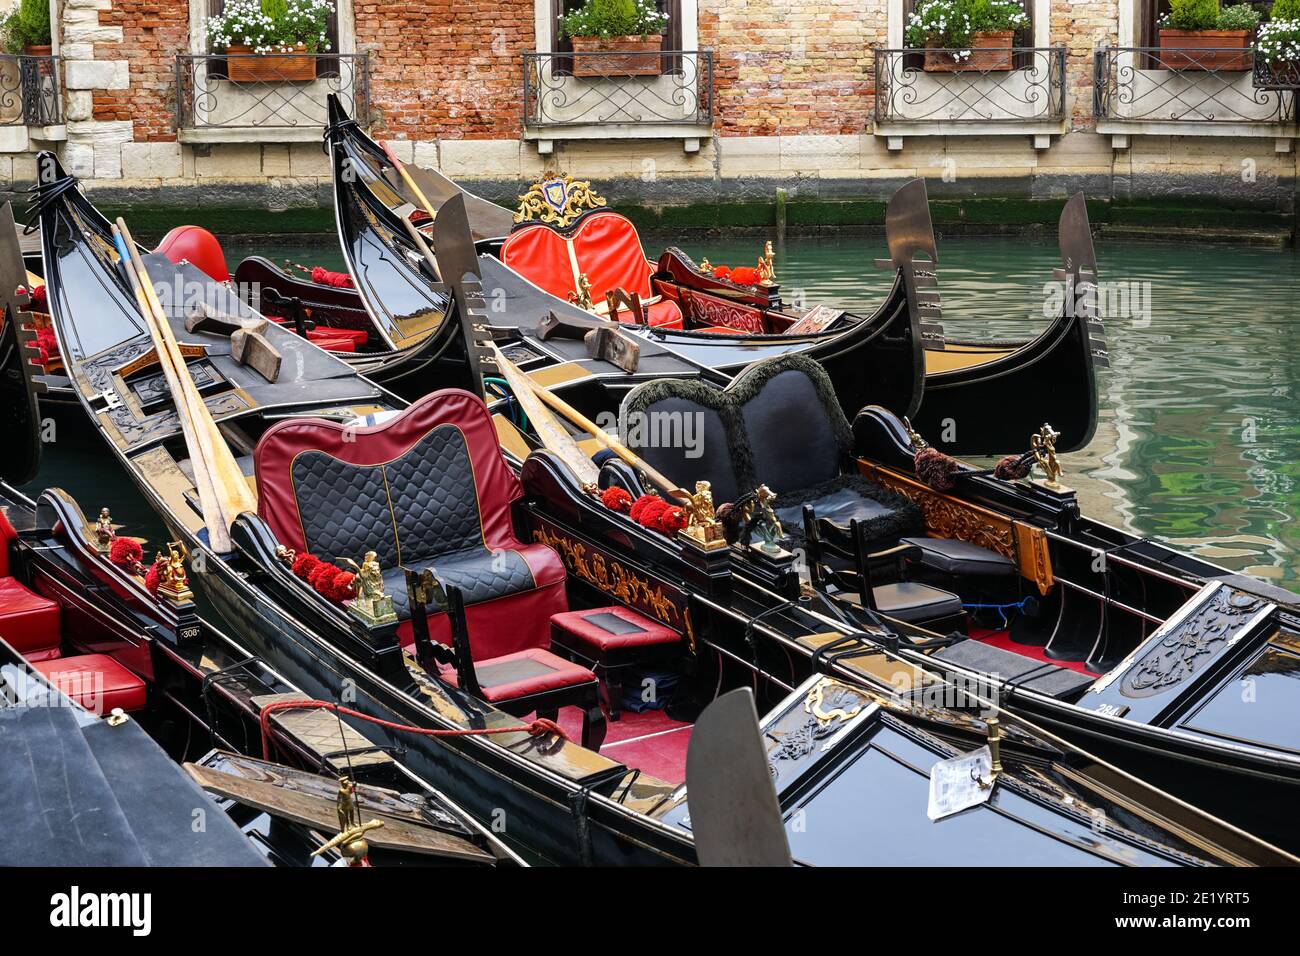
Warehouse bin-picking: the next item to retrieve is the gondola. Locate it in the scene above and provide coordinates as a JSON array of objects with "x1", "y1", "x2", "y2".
[
  {"x1": 325, "y1": 94, "x2": 1105, "y2": 455},
  {"x1": 31, "y1": 156, "x2": 1294, "y2": 866},
  {"x1": 512, "y1": 340, "x2": 1300, "y2": 854},
  {"x1": 19, "y1": 168, "x2": 459, "y2": 409},
  {"x1": 0, "y1": 482, "x2": 520, "y2": 867}
]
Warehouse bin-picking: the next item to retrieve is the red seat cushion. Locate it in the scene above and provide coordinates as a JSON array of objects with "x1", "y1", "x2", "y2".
[
  {"x1": 551, "y1": 606, "x2": 680, "y2": 653},
  {"x1": 0, "y1": 575, "x2": 61, "y2": 661},
  {"x1": 642, "y1": 299, "x2": 683, "y2": 330},
  {"x1": 155, "y1": 225, "x2": 231, "y2": 283},
  {"x1": 440, "y1": 647, "x2": 596, "y2": 703},
  {"x1": 31, "y1": 654, "x2": 147, "y2": 714},
  {"x1": 502, "y1": 211, "x2": 655, "y2": 304}
]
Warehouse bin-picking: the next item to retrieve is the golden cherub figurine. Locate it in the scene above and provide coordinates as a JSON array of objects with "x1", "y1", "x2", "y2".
[
  {"x1": 678, "y1": 480, "x2": 726, "y2": 550},
  {"x1": 1030, "y1": 423, "x2": 1065, "y2": 490},
  {"x1": 310, "y1": 776, "x2": 384, "y2": 867},
  {"x1": 568, "y1": 272, "x2": 594, "y2": 311},
  {"x1": 343, "y1": 550, "x2": 397, "y2": 626},
  {"x1": 93, "y1": 507, "x2": 116, "y2": 553},
  {"x1": 155, "y1": 541, "x2": 193, "y2": 603},
  {"x1": 757, "y1": 240, "x2": 776, "y2": 286}
]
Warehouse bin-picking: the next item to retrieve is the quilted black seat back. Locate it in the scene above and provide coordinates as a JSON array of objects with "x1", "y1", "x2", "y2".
[
  {"x1": 290, "y1": 425, "x2": 486, "y2": 566},
  {"x1": 619, "y1": 387, "x2": 740, "y2": 503},
  {"x1": 291, "y1": 455, "x2": 400, "y2": 567},
  {"x1": 736, "y1": 358, "x2": 850, "y2": 493},
  {"x1": 619, "y1": 354, "x2": 852, "y2": 503}
]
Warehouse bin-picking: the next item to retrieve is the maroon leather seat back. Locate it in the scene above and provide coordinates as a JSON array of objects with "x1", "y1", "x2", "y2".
[{"x1": 253, "y1": 389, "x2": 568, "y2": 659}]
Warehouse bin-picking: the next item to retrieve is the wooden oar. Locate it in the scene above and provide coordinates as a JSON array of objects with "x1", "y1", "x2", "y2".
[
  {"x1": 114, "y1": 219, "x2": 256, "y2": 549},
  {"x1": 486, "y1": 343, "x2": 600, "y2": 490},
  {"x1": 382, "y1": 141, "x2": 438, "y2": 222},
  {"x1": 492, "y1": 348, "x2": 687, "y2": 501}
]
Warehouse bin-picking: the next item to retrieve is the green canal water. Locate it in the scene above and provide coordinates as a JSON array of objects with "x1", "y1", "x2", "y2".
[{"x1": 21, "y1": 233, "x2": 1300, "y2": 591}]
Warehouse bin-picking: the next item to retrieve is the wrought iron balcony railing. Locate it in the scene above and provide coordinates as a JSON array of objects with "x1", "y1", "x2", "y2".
[
  {"x1": 874, "y1": 46, "x2": 1066, "y2": 124},
  {"x1": 0, "y1": 54, "x2": 62, "y2": 127},
  {"x1": 175, "y1": 52, "x2": 369, "y2": 133},
  {"x1": 523, "y1": 50, "x2": 713, "y2": 129},
  {"x1": 1094, "y1": 46, "x2": 1295, "y2": 126}
]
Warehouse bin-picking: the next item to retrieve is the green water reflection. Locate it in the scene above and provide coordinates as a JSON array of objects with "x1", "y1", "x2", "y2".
[{"x1": 21, "y1": 233, "x2": 1300, "y2": 590}]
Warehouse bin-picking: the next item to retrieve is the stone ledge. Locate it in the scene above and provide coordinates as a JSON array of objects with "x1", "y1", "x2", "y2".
[
  {"x1": 179, "y1": 127, "x2": 329, "y2": 145},
  {"x1": 1097, "y1": 120, "x2": 1299, "y2": 140}
]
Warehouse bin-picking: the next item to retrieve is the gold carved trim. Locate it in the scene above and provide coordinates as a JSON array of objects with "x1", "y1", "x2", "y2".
[
  {"x1": 533, "y1": 524, "x2": 690, "y2": 644},
  {"x1": 858, "y1": 462, "x2": 1054, "y2": 595},
  {"x1": 514, "y1": 172, "x2": 607, "y2": 227}
]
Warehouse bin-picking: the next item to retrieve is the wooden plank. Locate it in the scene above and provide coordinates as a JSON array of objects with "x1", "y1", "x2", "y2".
[
  {"x1": 251, "y1": 692, "x2": 391, "y2": 770},
  {"x1": 185, "y1": 762, "x2": 495, "y2": 863}
]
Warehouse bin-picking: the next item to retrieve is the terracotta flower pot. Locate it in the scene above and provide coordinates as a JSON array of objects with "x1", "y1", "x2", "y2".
[
  {"x1": 570, "y1": 35, "x2": 663, "y2": 77},
  {"x1": 924, "y1": 31, "x2": 1015, "y2": 72},
  {"x1": 225, "y1": 43, "x2": 317, "y2": 82},
  {"x1": 1158, "y1": 29, "x2": 1252, "y2": 71},
  {"x1": 23, "y1": 44, "x2": 51, "y2": 57}
]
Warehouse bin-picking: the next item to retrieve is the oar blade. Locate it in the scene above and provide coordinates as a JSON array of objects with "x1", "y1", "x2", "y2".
[{"x1": 685, "y1": 688, "x2": 793, "y2": 867}]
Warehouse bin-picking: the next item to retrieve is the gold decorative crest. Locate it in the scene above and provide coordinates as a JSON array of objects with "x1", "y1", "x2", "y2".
[{"x1": 514, "y1": 172, "x2": 607, "y2": 227}]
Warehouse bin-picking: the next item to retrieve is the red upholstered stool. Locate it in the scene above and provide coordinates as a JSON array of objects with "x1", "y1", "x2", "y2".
[
  {"x1": 550, "y1": 606, "x2": 681, "y2": 720},
  {"x1": 32, "y1": 654, "x2": 147, "y2": 715}
]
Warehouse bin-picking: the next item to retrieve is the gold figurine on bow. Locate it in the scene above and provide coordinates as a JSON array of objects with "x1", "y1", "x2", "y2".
[
  {"x1": 678, "y1": 480, "x2": 727, "y2": 551},
  {"x1": 343, "y1": 550, "x2": 397, "y2": 626},
  {"x1": 1030, "y1": 423, "x2": 1065, "y2": 490},
  {"x1": 155, "y1": 541, "x2": 193, "y2": 603}
]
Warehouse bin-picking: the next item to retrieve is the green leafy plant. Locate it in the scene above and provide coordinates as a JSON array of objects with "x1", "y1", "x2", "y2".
[
  {"x1": 562, "y1": 0, "x2": 668, "y2": 39},
  {"x1": 1272, "y1": 0, "x2": 1300, "y2": 19},
  {"x1": 2, "y1": 0, "x2": 52, "y2": 55},
  {"x1": 1216, "y1": 3, "x2": 1261, "y2": 29},
  {"x1": 207, "y1": 0, "x2": 335, "y2": 54},
  {"x1": 1163, "y1": 0, "x2": 1221, "y2": 30}
]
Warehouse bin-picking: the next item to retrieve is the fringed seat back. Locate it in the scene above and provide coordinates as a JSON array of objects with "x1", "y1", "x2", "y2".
[{"x1": 502, "y1": 210, "x2": 655, "y2": 303}]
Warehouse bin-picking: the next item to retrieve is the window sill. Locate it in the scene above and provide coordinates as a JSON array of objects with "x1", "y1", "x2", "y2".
[
  {"x1": 179, "y1": 127, "x2": 326, "y2": 144},
  {"x1": 1096, "y1": 119, "x2": 1299, "y2": 140},
  {"x1": 523, "y1": 123, "x2": 713, "y2": 153}
]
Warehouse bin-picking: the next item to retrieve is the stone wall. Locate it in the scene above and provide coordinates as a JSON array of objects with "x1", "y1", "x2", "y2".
[
  {"x1": 356, "y1": 0, "x2": 534, "y2": 140},
  {"x1": 0, "y1": 0, "x2": 1291, "y2": 223},
  {"x1": 700, "y1": 0, "x2": 882, "y2": 136}
]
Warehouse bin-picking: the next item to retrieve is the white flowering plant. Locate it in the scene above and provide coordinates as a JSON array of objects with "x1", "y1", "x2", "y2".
[
  {"x1": 562, "y1": 0, "x2": 669, "y2": 39},
  {"x1": 1256, "y1": 19, "x2": 1300, "y2": 63},
  {"x1": 207, "y1": 0, "x2": 335, "y2": 55},
  {"x1": 905, "y1": 0, "x2": 1027, "y2": 58}
]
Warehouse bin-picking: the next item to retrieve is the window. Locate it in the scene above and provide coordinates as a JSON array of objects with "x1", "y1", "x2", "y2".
[
  {"x1": 201, "y1": 0, "x2": 345, "y2": 77},
  {"x1": 900, "y1": 0, "x2": 1037, "y2": 68},
  {"x1": 549, "y1": 0, "x2": 683, "y2": 51},
  {"x1": 1137, "y1": 0, "x2": 1271, "y2": 44}
]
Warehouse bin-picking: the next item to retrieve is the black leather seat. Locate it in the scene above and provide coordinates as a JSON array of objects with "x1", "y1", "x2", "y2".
[
  {"x1": 899, "y1": 536, "x2": 1016, "y2": 577},
  {"x1": 619, "y1": 354, "x2": 923, "y2": 550}
]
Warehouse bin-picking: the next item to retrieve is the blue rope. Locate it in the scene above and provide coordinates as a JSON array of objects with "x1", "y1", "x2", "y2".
[
  {"x1": 483, "y1": 376, "x2": 528, "y2": 430},
  {"x1": 961, "y1": 597, "x2": 1031, "y2": 629}
]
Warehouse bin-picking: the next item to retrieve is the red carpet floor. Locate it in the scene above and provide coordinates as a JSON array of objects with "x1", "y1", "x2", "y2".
[
  {"x1": 552, "y1": 706, "x2": 692, "y2": 784},
  {"x1": 970, "y1": 627, "x2": 1101, "y2": 676}
]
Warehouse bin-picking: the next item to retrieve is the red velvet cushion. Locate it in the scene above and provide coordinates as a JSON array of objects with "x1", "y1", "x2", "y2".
[
  {"x1": 155, "y1": 225, "x2": 231, "y2": 283},
  {"x1": 256, "y1": 389, "x2": 527, "y2": 559},
  {"x1": 398, "y1": 572, "x2": 568, "y2": 661},
  {"x1": 0, "y1": 575, "x2": 61, "y2": 659},
  {"x1": 441, "y1": 647, "x2": 595, "y2": 703},
  {"x1": 501, "y1": 211, "x2": 655, "y2": 305},
  {"x1": 32, "y1": 654, "x2": 146, "y2": 714},
  {"x1": 642, "y1": 299, "x2": 684, "y2": 330},
  {"x1": 551, "y1": 605, "x2": 680, "y2": 652}
]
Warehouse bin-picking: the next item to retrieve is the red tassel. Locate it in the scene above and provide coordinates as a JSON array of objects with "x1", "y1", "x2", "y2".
[
  {"x1": 995, "y1": 454, "x2": 1031, "y2": 481},
  {"x1": 291, "y1": 552, "x2": 321, "y2": 578},
  {"x1": 328, "y1": 571, "x2": 356, "y2": 603},
  {"x1": 601, "y1": 486, "x2": 633, "y2": 513},
  {"x1": 310, "y1": 266, "x2": 354, "y2": 289},
  {"x1": 30, "y1": 284, "x2": 47, "y2": 309},
  {"x1": 659, "y1": 506, "x2": 688, "y2": 534},
  {"x1": 108, "y1": 536, "x2": 143, "y2": 568},
  {"x1": 915, "y1": 446, "x2": 959, "y2": 492},
  {"x1": 143, "y1": 560, "x2": 163, "y2": 596}
]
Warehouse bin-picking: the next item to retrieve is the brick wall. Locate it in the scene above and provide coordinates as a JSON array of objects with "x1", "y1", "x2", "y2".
[
  {"x1": 1051, "y1": 0, "x2": 1119, "y2": 128},
  {"x1": 91, "y1": 0, "x2": 188, "y2": 142},
  {"x1": 357, "y1": 0, "x2": 534, "y2": 140},
  {"x1": 701, "y1": 0, "x2": 883, "y2": 135}
]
